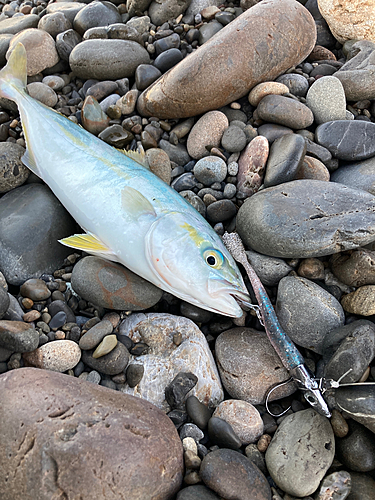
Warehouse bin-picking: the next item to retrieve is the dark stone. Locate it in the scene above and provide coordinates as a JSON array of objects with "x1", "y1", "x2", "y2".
[
  {"x1": 171, "y1": 172, "x2": 198, "y2": 192},
  {"x1": 48, "y1": 300, "x2": 76, "y2": 324},
  {"x1": 316, "y1": 121, "x2": 375, "y2": 161},
  {"x1": 135, "y1": 64, "x2": 162, "y2": 91},
  {"x1": 159, "y1": 140, "x2": 190, "y2": 166},
  {"x1": 98, "y1": 124, "x2": 134, "y2": 148},
  {"x1": 198, "y1": 20, "x2": 223, "y2": 45},
  {"x1": 86, "y1": 80, "x2": 119, "y2": 101},
  {"x1": 0, "y1": 320, "x2": 39, "y2": 352},
  {"x1": 257, "y1": 124, "x2": 293, "y2": 144},
  {"x1": 154, "y1": 33, "x2": 180, "y2": 55},
  {"x1": 331, "y1": 156, "x2": 375, "y2": 195},
  {"x1": 154, "y1": 48, "x2": 183, "y2": 73},
  {"x1": 263, "y1": 134, "x2": 306, "y2": 188},
  {"x1": 56, "y1": 29, "x2": 83, "y2": 61},
  {"x1": 179, "y1": 302, "x2": 212, "y2": 323},
  {"x1": 310, "y1": 63, "x2": 337, "y2": 77},
  {"x1": 245, "y1": 250, "x2": 292, "y2": 287},
  {"x1": 129, "y1": 342, "x2": 149, "y2": 356},
  {"x1": 0, "y1": 184, "x2": 76, "y2": 286},
  {"x1": 335, "y1": 385, "x2": 375, "y2": 434},
  {"x1": 126, "y1": 363, "x2": 144, "y2": 387},
  {"x1": 73, "y1": 1, "x2": 121, "y2": 36},
  {"x1": 165, "y1": 372, "x2": 198, "y2": 409},
  {"x1": 0, "y1": 368, "x2": 183, "y2": 499},
  {"x1": 81, "y1": 341, "x2": 130, "y2": 375},
  {"x1": 206, "y1": 200, "x2": 237, "y2": 223},
  {"x1": 275, "y1": 73, "x2": 309, "y2": 96},
  {"x1": 168, "y1": 409, "x2": 188, "y2": 428},
  {"x1": 116, "y1": 333, "x2": 135, "y2": 351},
  {"x1": 0, "y1": 13, "x2": 39, "y2": 35},
  {"x1": 0, "y1": 141, "x2": 29, "y2": 194},
  {"x1": 257, "y1": 95, "x2": 314, "y2": 129},
  {"x1": 305, "y1": 138, "x2": 332, "y2": 163},
  {"x1": 236, "y1": 180, "x2": 375, "y2": 258},
  {"x1": 177, "y1": 485, "x2": 220, "y2": 499},
  {"x1": 49, "y1": 311, "x2": 67, "y2": 330},
  {"x1": 347, "y1": 472, "x2": 375, "y2": 500},
  {"x1": 179, "y1": 423, "x2": 204, "y2": 443},
  {"x1": 186, "y1": 395, "x2": 212, "y2": 429},
  {"x1": 335, "y1": 420, "x2": 375, "y2": 472},
  {"x1": 20, "y1": 278, "x2": 51, "y2": 301},
  {"x1": 207, "y1": 417, "x2": 242, "y2": 449},
  {"x1": 0, "y1": 288, "x2": 9, "y2": 320},
  {"x1": 200, "y1": 448, "x2": 271, "y2": 500}
]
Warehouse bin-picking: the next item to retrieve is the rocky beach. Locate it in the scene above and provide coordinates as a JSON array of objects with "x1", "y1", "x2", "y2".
[{"x1": 0, "y1": 0, "x2": 375, "y2": 498}]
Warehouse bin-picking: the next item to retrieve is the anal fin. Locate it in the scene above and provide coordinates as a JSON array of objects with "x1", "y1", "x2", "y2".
[{"x1": 59, "y1": 233, "x2": 119, "y2": 262}]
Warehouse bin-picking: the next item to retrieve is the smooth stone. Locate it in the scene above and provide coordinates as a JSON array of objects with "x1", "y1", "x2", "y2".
[
  {"x1": 0, "y1": 13, "x2": 39, "y2": 35},
  {"x1": 179, "y1": 301, "x2": 212, "y2": 323},
  {"x1": 0, "y1": 368, "x2": 183, "y2": 499},
  {"x1": 323, "y1": 319, "x2": 375, "y2": 383},
  {"x1": 171, "y1": 173, "x2": 198, "y2": 192},
  {"x1": 221, "y1": 125, "x2": 247, "y2": 153},
  {"x1": 148, "y1": 0, "x2": 191, "y2": 26},
  {"x1": 187, "y1": 111, "x2": 228, "y2": 160},
  {"x1": 245, "y1": 250, "x2": 292, "y2": 286},
  {"x1": 0, "y1": 288, "x2": 9, "y2": 320},
  {"x1": 106, "y1": 23, "x2": 144, "y2": 45},
  {"x1": 297, "y1": 257, "x2": 325, "y2": 279},
  {"x1": 0, "y1": 184, "x2": 76, "y2": 286},
  {"x1": 179, "y1": 190, "x2": 206, "y2": 217},
  {"x1": 206, "y1": 199, "x2": 236, "y2": 223},
  {"x1": 0, "y1": 320, "x2": 39, "y2": 352},
  {"x1": 46, "y1": 2, "x2": 85, "y2": 24},
  {"x1": 257, "y1": 95, "x2": 314, "y2": 129},
  {"x1": 335, "y1": 420, "x2": 375, "y2": 472},
  {"x1": 55, "y1": 29, "x2": 82, "y2": 62},
  {"x1": 341, "y1": 285, "x2": 375, "y2": 316},
  {"x1": 207, "y1": 416, "x2": 242, "y2": 449},
  {"x1": 23, "y1": 340, "x2": 81, "y2": 372},
  {"x1": 215, "y1": 328, "x2": 296, "y2": 405},
  {"x1": 69, "y1": 39, "x2": 150, "y2": 80},
  {"x1": 3, "y1": 293, "x2": 25, "y2": 322},
  {"x1": 86, "y1": 81, "x2": 119, "y2": 101},
  {"x1": 154, "y1": 48, "x2": 183, "y2": 73},
  {"x1": 263, "y1": 133, "x2": 306, "y2": 188},
  {"x1": 347, "y1": 473, "x2": 375, "y2": 500},
  {"x1": 86, "y1": 370, "x2": 101, "y2": 384},
  {"x1": 79, "y1": 320, "x2": 113, "y2": 351},
  {"x1": 154, "y1": 34, "x2": 180, "y2": 56},
  {"x1": 315, "y1": 471, "x2": 351, "y2": 500},
  {"x1": 212, "y1": 399, "x2": 263, "y2": 445},
  {"x1": 165, "y1": 372, "x2": 198, "y2": 409},
  {"x1": 7, "y1": 29, "x2": 59, "y2": 77},
  {"x1": 275, "y1": 73, "x2": 310, "y2": 97},
  {"x1": 306, "y1": 75, "x2": 347, "y2": 124},
  {"x1": 248, "y1": 81, "x2": 289, "y2": 106},
  {"x1": 295, "y1": 155, "x2": 330, "y2": 181},
  {"x1": 135, "y1": 64, "x2": 162, "y2": 91},
  {"x1": 81, "y1": 341, "x2": 129, "y2": 375},
  {"x1": 317, "y1": 0, "x2": 375, "y2": 44},
  {"x1": 71, "y1": 256, "x2": 162, "y2": 311},
  {"x1": 159, "y1": 140, "x2": 190, "y2": 166},
  {"x1": 176, "y1": 485, "x2": 220, "y2": 500},
  {"x1": 98, "y1": 124, "x2": 132, "y2": 147},
  {"x1": 265, "y1": 409, "x2": 335, "y2": 497},
  {"x1": 276, "y1": 276, "x2": 345, "y2": 353},
  {"x1": 26, "y1": 82, "x2": 58, "y2": 107},
  {"x1": 200, "y1": 449, "x2": 271, "y2": 500},
  {"x1": 118, "y1": 313, "x2": 224, "y2": 412},
  {"x1": 126, "y1": 363, "x2": 144, "y2": 387},
  {"x1": 193, "y1": 156, "x2": 227, "y2": 185},
  {"x1": 92, "y1": 334, "x2": 118, "y2": 358},
  {"x1": 0, "y1": 141, "x2": 29, "y2": 194},
  {"x1": 48, "y1": 301, "x2": 75, "y2": 325},
  {"x1": 137, "y1": 0, "x2": 316, "y2": 118},
  {"x1": 0, "y1": 34, "x2": 12, "y2": 66},
  {"x1": 308, "y1": 44, "x2": 337, "y2": 62},
  {"x1": 305, "y1": 138, "x2": 333, "y2": 163},
  {"x1": 185, "y1": 395, "x2": 211, "y2": 429},
  {"x1": 310, "y1": 62, "x2": 338, "y2": 77},
  {"x1": 38, "y1": 12, "x2": 72, "y2": 39},
  {"x1": 81, "y1": 95, "x2": 110, "y2": 135},
  {"x1": 20, "y1": 279, "x2": 51, "y2": 301},
  {"x1": 42, "y1": 75, "x2": 66, "y2": 92},
  {"x1": 236, "y1": 180, "x2": 375, "y2": 258},
  {"x1": 316, "y1": 120, "x2": 375, "y2": 161},
  {"x1": 73, "y1": 0, "x2": 121, "y2": 35},
  {"x1": 198, "y1": 20, "x2": 223, "y2": 45},
  {"x1": 335, "y1": 65, "x2": 375, "y2": 102},
  {"x1": 257, "y1": 125, "x2": 292, "y2": 145},
  {"x1": 145, "y1": 148, "x2": 171, "y2": 184},
  {"x1": 331, "y1": 248, "x2": 375, "y2": 287},
  {"x1": 331, "y1": 156, "x2": 375, "y2": 195},
  {"x1": 330, "y1": 408, "x2": 349, "y2": 438},
  {"x1": 48, "y1": 311, "x2": 66, "y2": 330},
  {"x1": 335, "y1": 385, "x2": 375, "y2": 434}
]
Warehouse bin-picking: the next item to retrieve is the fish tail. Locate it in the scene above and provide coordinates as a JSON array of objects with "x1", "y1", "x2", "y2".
[{"x1": 0, "y1": 42, "x2": 27, "y2": 102}]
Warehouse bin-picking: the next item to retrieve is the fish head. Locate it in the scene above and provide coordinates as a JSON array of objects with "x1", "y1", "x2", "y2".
[{"x1": 145, "y1": 211, "x2": 250, "y2": 317}]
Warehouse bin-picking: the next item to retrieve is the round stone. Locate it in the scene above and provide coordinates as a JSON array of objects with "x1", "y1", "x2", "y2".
[
  {"x1": 207, "y1": 416, "x2": 242, "y2": 449},
  {"x1": 306, "y1": 76, "x2": 347, "y2": 124},
  {"x1": 295, "y1": 155, "x2": 330, "y2": 181},
  {"x1": 81, "y1": 341, "x2": 129, "y2": 375},
  {"x1": 185, "y1": 395, "x2": 212, "y2": 429},
  {"x1": 0, "y1": 142, "x2": 29, "y2": 194},
  {"x1": 257, "y1": 95, "x2": 314, "y2": 129},
  {"x1": 221, "y1": 125, "x2": 247, "y2": 153},
  {"x1": 275, "y1": 73, "x2": 310, "y2": 97},
  {"x1": 335, "y1": 420, "x2": 375, "y2": 472},
  {"x1": 26, "y1": 82, "x2": 58, "y2": 107},
  {"x1": 0, "y1": 320, "x2": 39, "y2": 352},
  {"x1": 248, "y1": 81, "x2": 289, "y2": 106},
  {"x1": 193, "y1": 156, "x2": 227, "y2": 185},
  {"x1": 42, "y1": 75, "x2": 66, "y2": 92},
  {"x1": 206, "y1": 199, "x2": 236, "y2": 223},
  {"x1": 92, "y1": 334, "x2": 118, "y2": 358},
  {"x1": 79, "y1": 319, "x2": 114, "y2": 350},
  {"x1": 135, "y1": 64, "x2": 162, "y2": 91},
  {"x1": 187, "y1": 111, "x2": 228, "y2": 160},
  {"x1": 126, "y1": 363, "x2": 144, "y2": 388},
  {"x1": 20, "y1": 279, "x2": 51, "y2": 301},
  {"x1": 23, "y1": 340, "x2": 81, "y2": 372},
  {"x1": 73, "y1": 1, "x2": 121, "y2": 36},
  {"x1": 331, "y1": 248, "x2": 375, "y2": 287},
  {"x1": 37, "y1": 11, "x2": 72, "y2": 38}
]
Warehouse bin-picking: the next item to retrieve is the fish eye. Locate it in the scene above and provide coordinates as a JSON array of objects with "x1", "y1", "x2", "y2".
[{"x1": 203, "y1": 249, "x2": 224, "y2": 269}]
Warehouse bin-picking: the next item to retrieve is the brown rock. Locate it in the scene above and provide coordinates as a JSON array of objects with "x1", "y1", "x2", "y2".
[
  {"x1": 331, "y1": 249, "x2": 375, "y2": 287},
  {"x1": 257, "y1": 95, "x2": 314, "y2": 129},
  {"x1": 81, "y1": 95, "x2": 110, "y2": 135},
  {"x1": 318, "y1": 0, "x2": 375, "y2": 44},
  {"x1": 307, "y1": 44, "x2": 337, "y2": 62},
  {"x1": 7, "y1": 29, "x2": 59, "y2": 76},
  {"x1": 248, "y1": 82, "x2": 289, "y2": 106},
  {"x1": 0, "y1": 368, "x2": 183, "y2": 499},
  {"x1": 341, "y1": 285, "x2": 375, "y2": 316},
  {"x1": 187, "y1": 111, "x2": 228, "y2": 159},
  {"x1": 137, "y1": 0, "x2": 316, "y2": 118},
  {"x1": 23, "y1": 340, "x2": 81, "y2": 372},
  {"x1": 295, "y1": 155, "x2": 330, "y2": 181},
  {"x1": 297, "y1": 257, "x2": 325, "y2": 280},
  {"x1": 146, "y1": 148, "x2": 172, "y2": 184},
  {"x1": 237, "y1": 136, "x2": 269, "y2": 197}
]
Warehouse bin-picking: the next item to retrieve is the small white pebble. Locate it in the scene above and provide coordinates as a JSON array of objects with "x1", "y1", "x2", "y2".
[
  {"x1": 182, "y1": 437, "x2": 198, "y2": 455},
  {"x1": 227, "y1": 161, "x2": 239, "y2": 176}
]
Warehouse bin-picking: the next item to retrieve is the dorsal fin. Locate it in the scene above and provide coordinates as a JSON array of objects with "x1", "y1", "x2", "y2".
[{"x1": 120, "y1": 147, "x2": 149, "y2": 169}]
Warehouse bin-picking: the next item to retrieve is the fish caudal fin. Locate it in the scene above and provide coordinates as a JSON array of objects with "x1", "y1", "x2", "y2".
[{"x1": 0, "y1": 42, "x2": 27, "y2": 102}]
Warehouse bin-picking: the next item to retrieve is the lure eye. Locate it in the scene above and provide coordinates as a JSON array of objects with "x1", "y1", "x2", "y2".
[{"x1": 203, "y1": 249, "x2": 224, "y2": 269}]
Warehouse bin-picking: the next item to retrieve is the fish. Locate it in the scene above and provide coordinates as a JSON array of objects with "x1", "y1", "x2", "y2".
[{"x1": 0, "y1": 43, "x2": 250, "y2": 317}]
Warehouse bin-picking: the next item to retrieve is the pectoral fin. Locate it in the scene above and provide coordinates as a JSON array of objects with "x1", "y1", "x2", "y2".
[
  {"x1": 121, "y1": 186, "x2": 157, "y2": 220},
  {"x1": 59, "y1": 233, "x2": 119, "y2": 262}
]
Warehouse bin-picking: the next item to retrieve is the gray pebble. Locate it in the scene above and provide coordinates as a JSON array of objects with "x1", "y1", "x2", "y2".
[
  {"x1": 335, "y1": 385, "x2": 375, "y2": 434},
  {"x1": 0, "y1": 142, "x2": 29, "y2": 194},
  {"x1": 0, "y1": 288, "x2": 9, "y2": 320},
  {"x1": 179, "y1": 190, "x2": 206, "y2": 217},
  {"x1": 81, "y1": 341, "x2": 130, "y2": 375},
  {"x1": 257, "y1": 123, "x2": 293, "y2": 143},
  {"x1": 38, "y1": 12, "x2": 72, "y2": 39},
  {"x1": 315, "y1": 471, "x2": 351, "y2": 500},
  {"x1": 186, "y1": 395, "x2": 211, "y2": 429},
  {"x1": 331, "y1": 156, "x2": 375, "y2": 195},
  {"x1": 206, "y1": 199, "x2": 236, "y2": 223},
  {"x1": 159, "y1": 140, "x2": 190, "y2": 166},
  {"x1": 0, "y1": 321, "x2": 39, "y2": 352},
  {"x1": 73, "y1": 1, "x2": 121, "y2": 36},
  {"x1": 56, "y1": 29, "x2": 82, "y2": 62},
  {"x1": 86, "y1": 370, "x2": 101, "y2": 384},
  {"x1": 306, "y1": 75, "x2": 347, "y2": 124},
  {"x1": 346, "y1": 472, "x2": 375, "y2": 500},
  {"x1": 257, "y1": 95, "x2": 314, "y2": 129},
  {"x1": 221, "y1": 125, "x2": 247, "y2": 153},
  {"x1": 79, "y1": 319, "x2": 114, "y2": 350},
  {"x1": 154, "y1": 48, "x2": 183, "y2": 73},
  {"x1": 126, "y1": 363, "x2": 144, "y2": 387},
  {"x1": 245, "y1": 250, "x2": 292, "y2": 286},
  {"x1": 276, "y1": 73, "x2": 309, "y2": 96},
  {"x1": 336, "y1": 420, "x2": 375, "y2": 472},
  {"x1": 198, "y1": 20, "x2": 222, "y2": 45},
  {"x1": 193, "y1": 156, "x2": 227, "y2": 186}
]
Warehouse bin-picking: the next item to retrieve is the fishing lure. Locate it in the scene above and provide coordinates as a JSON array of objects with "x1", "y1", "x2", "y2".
[{"x1": 0, "y1": 43, "x2": 250, "y2": 317}]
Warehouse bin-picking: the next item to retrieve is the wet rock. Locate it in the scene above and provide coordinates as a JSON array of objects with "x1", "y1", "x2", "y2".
[
  {"x1": 187, "y1": 111, "x2": 228, "y2": 160},
  {"x1": 236, "y1": 136, "x2": 268, "y2": 197},
  {"x1": 73, "y1": 1, "x2": 121, "y2": 36},
  {"x1": 165, "y1": 372, "x2": 198, "y2": 409},
  {"x1": 257, "y1": 95, "x2": 314, "y2": 129},
  {"x1": 331, "y1": 156, "x2": 375, "y2": 195},
  {"x1": 0, "y1": 184, "x2": 76, "y2": 286},
  {"x1": 176, "y1": 485, "x2": 220, "y2": 500},
  {"x1": 265, "y1": 409, "x2": 335, "y2": 497},
  {"x1": 135, "y1": 64, "x2": 162, "y2": 91},
  {"x1": 137, "y1": 0, "x2": 316, "y2": 118},
  {"x1": 79, "y1": 320, "x2": 113, "y2": 350},
  {"x1": 0, "y1": 320, "x2": 39, "y2": 352},
  {"x1": 70, "y1": 39, "x2": 150, "y2": 80},
  {"x1": 331, "y1": 248, "x2": 375, "y2": 287},
  {"x1": 236, "y1": 180, "x2": 375, "y2": 258},
  {"x1": 82, "y1": 341, "x2": 129, "y2": 375},
  {"x1": 335, "y1": 420, "x2": 375, "y2": 472},
  {"x1": 257, "y1": 123, "x2": 292, "y2": 143},
  {"x1": 316, "y1": 120, "x2": 375, "y2": 161},
  {"x1": 263, "y1": 133, "x2": 306, "y2": 188},
  {"x1": 315, "y1": 471, "x2": 351, "y2": 500},
  {"x1": 26, "y1": 82, "x2": 58, "y2": 107},
  {"x1": 81, "y1": 95, "x2": 110, "y2": 135},
  {"x1": 276, "y1": 275, "x2": 345, "y2": 353},
  {"x1": 306, "y1": 75, "x2": 347, "y2": 124},
  {"x1": 207, "y1": 416, "x2": 242, "y2": 449},
  {"x1": 149, "y1": 0, "x2": 192, "y2": 26},
  {"x1": 341, "y1": 285, "x2": 375, "y2": 316},
  {"x1": 0, "y1": 368, "x2": 183, "y2": 499},
  {"x1": 20, "y1": 279, "x2": 51, "y2": 302},
  {"x1": 275, "y1": 73, "x2": 310, "y2": 97},
  {"x1": 335, "y1": 385, "x2": 375, "y2": 434},
  {"x1": 0, "y1": 14, "x2": 39, "y2": 35},
  {"x1": 215, "y1": 328, "x2": 296, "y2": 405},
  {"x1": 71, "y1": 256, "x2": 162, "y2": 311},
  {"x1": 38, "y1": 12, "x2": 72, "y2": 39},
  {"x1": 200, "y1": 448, "x2": 271, "y2": 500},
  {"x1": 7, "y1": 29, "x2": 59, "y2": 77},
  {"x1": 185, "y1": 395, "x2": 211, "y2": 429},
  {"x1": 212, "y1": 399, "x2": 263, "y2": 445},
  {"x1": 23, "y1": 340, "x2": 81, "y2": 372},
  {"x1": 0, "y1": 142, "x2": 29, "y2": 194},
  {"x1": 118, "y1": 313, "x2": 224, "y2": 411},
  {"x1": 248, "y1": 81, "x2": 289, "y2": 106},
  {"x1": 296, "y1": 155, "x2": 330, "y2": 181}
]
